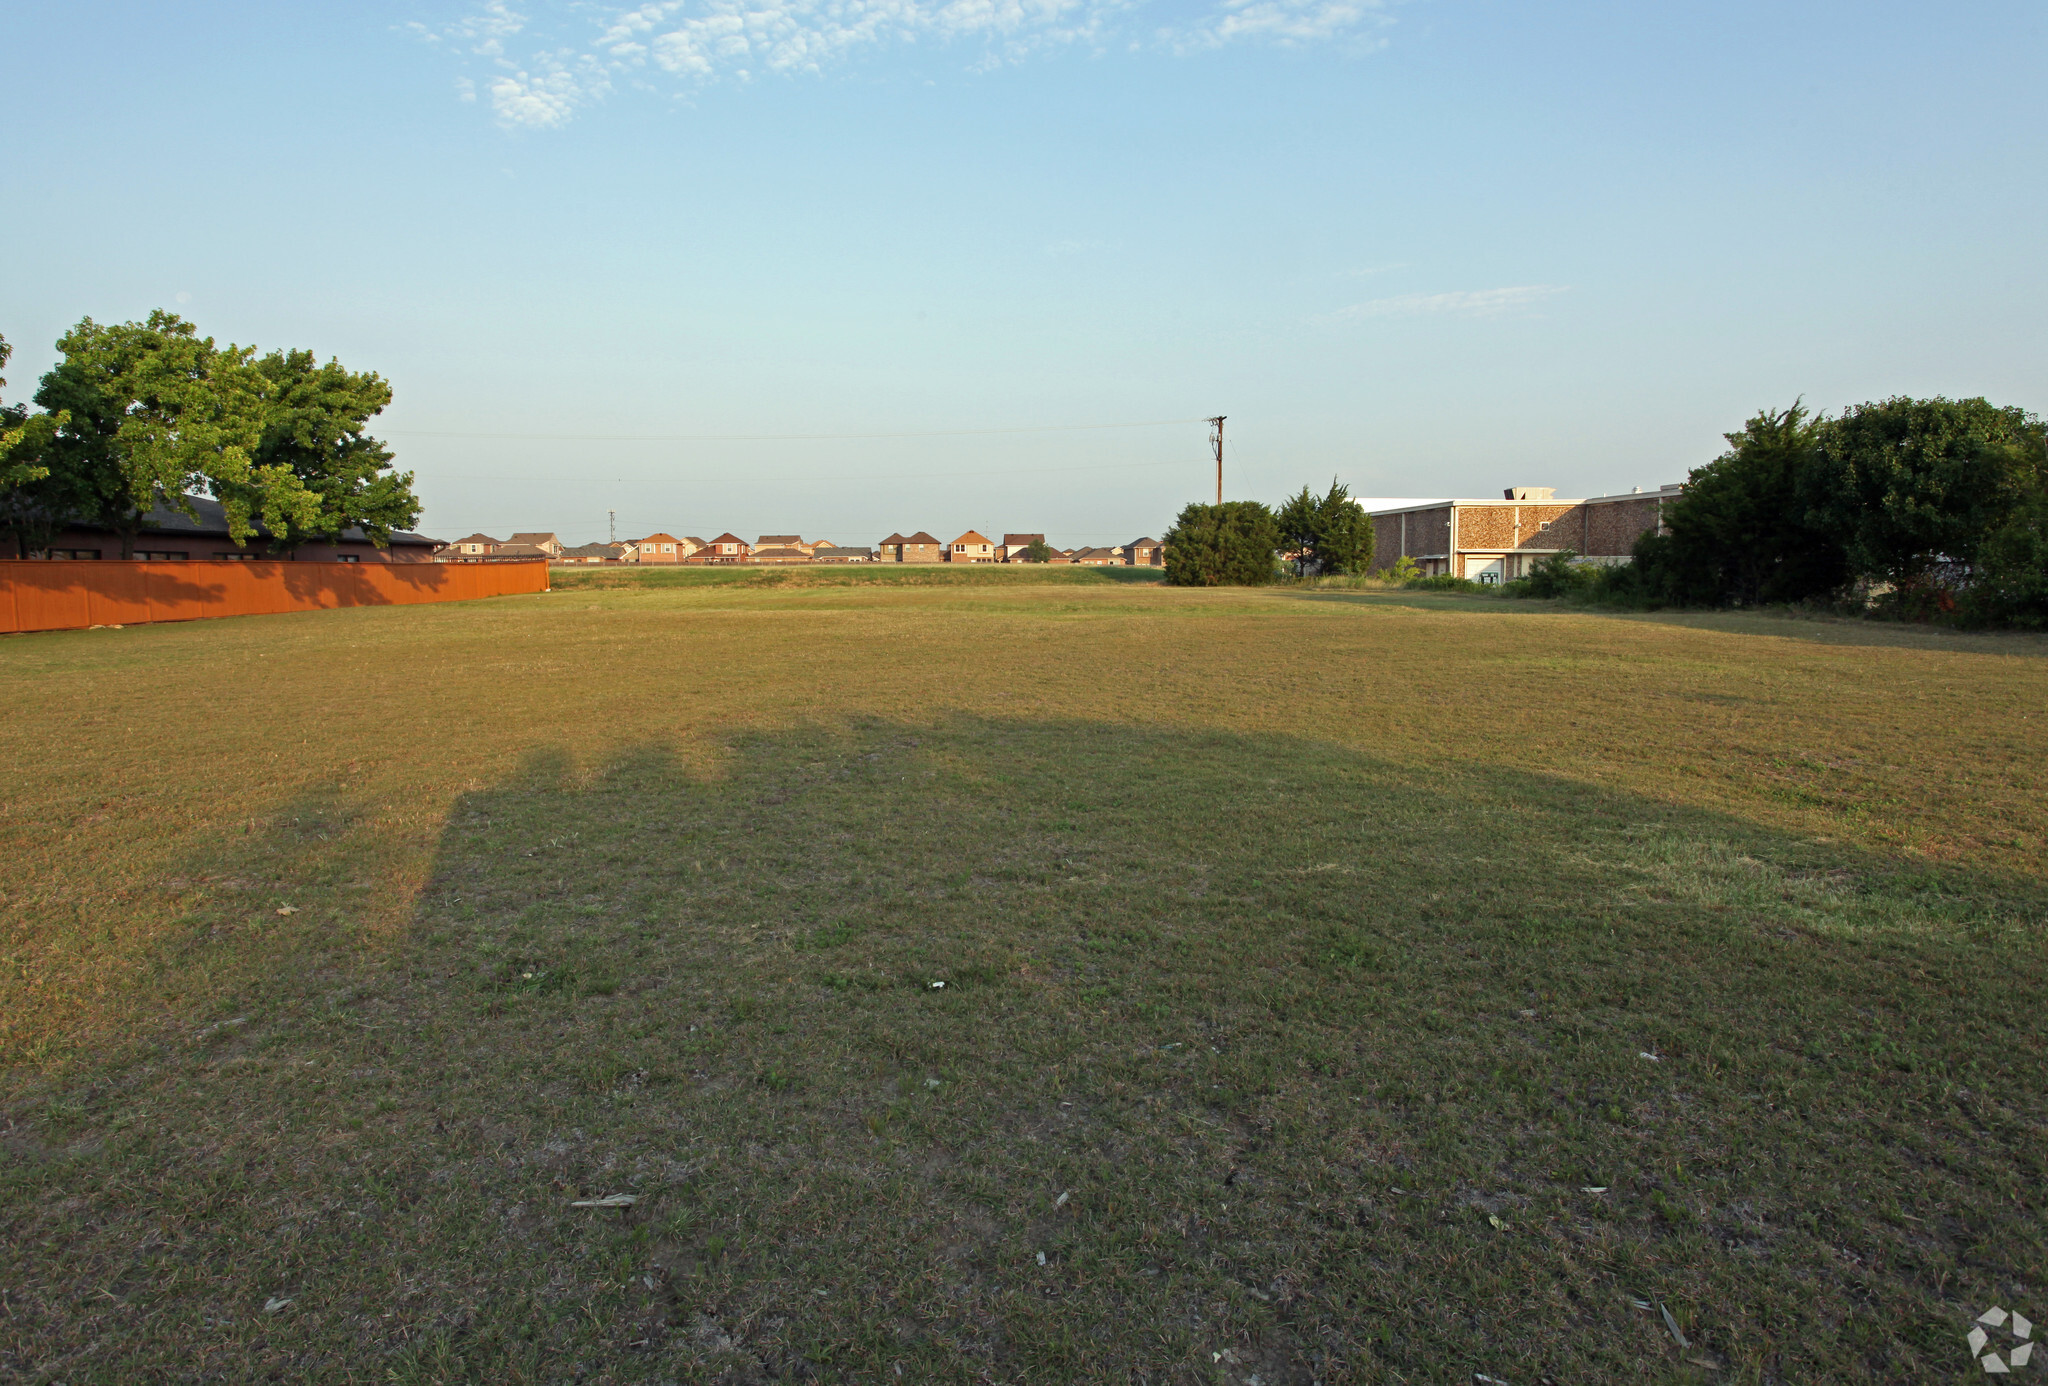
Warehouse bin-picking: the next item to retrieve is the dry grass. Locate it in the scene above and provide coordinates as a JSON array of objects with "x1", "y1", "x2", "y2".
[{"x1": 2, "y1": 574, "x2": 2044, "y2": 1382}]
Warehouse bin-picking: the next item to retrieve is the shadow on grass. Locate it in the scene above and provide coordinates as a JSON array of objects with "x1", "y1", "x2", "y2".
[
  {"x1": 6, "y1": 718, "x2": 2044, "y2": 1382},
  {"x1": 1294, "y1": 587, "x2": 2048, "y2": 657}
]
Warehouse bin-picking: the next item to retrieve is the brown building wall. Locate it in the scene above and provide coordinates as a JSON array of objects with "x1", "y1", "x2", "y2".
[
  {"x1": 901, "y1": 544, "x2": 942, "y2": 563},
  {"x1": 1451, "y1": 503, "x2": 1581, "y2": 552},
  {"x1": 1371, "y1": 506, "x2": 1452, "y2": 569},
  {"x1": 1583, "y1": 497, "x2": 1664, "y2": 556}
]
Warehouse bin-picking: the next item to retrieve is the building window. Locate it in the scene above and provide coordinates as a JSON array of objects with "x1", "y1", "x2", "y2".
[
  {"x1": 335, "y1": 554, "x2": 360, "y2": 563},
  {"x1": 1538, "y1": 521, "x2": 1551, "y2": 531},
  {"x1": 45, "y1": 549, "x2": 103, "y2": 560},
  {"x1": 215, "y1": 552, "x2": 255, "y2": 560},
  {"x1": 134, "y1": 551, "x2": 190, "y2": 561}
]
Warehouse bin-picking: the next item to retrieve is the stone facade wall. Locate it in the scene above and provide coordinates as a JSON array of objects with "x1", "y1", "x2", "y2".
[
  {"x1": 1583, "y1": 496, "x2": 1664, "y2": 556},
  {"x1": 1371, "y1": 506, "x2": 1452, "y2": 568},
  {"x1": 1451, "y1": 503, "x2": 1582, "y2": 552}
]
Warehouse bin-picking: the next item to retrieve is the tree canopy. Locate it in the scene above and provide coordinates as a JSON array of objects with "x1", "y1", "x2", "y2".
[
  {"x1": 1807, "y1": 395, "x2": 2044, "y2": 585},
  {"x1": 1163, "y1": 500, "x2": 1280, "y2": 586},
  {"x1": 1, "y1": 311, "x2": 418, "y2": 559},
  {"x1": 242, "y1": 349, "x2": 419, "y2": 548},
  {"x1": 1634, "y1": 403, "x2": 1850, "y2": 607},
  {"x1": 1276, "y1": 477, "x2": 1375, "y2": 578}
]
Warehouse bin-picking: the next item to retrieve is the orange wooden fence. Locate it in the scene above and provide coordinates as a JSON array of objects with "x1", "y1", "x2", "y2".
[{"x1": 0, "y1": 559, "x2": 550, "y2": 634}]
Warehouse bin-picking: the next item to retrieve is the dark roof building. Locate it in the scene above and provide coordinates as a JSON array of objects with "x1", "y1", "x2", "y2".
[
  {"x1": 37, "y1": 493, "x2": 441, "y2": 563},
  {"x1": 556, "y1": 542, "x2": 626, "y2": 563}
]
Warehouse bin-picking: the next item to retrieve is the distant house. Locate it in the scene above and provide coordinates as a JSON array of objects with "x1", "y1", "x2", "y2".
[
  {"x1": 556, "y1": 542, "x2": 626, "y2": 563},
  {"x1": 756, "y1": 534, "x2": 814, "y2": 556},
  {"x1": 752, "y1": 545, "x2": 811, "y2": 564},
  {"x1": 446, "y1": 533, "x2": 502, "y2": 557},
  {"x1": 508, "y1": 532, "x2": 565, "y2": 557},
  {"x1": 1125, "y1": 537, "x2": 1163, "y2": 567},
  {"x1": 812, "y1": 546, "x2": 874, "y2": 563},
  {"x1": 878, "y1": 531, "x2": 943, "y2": 563},
  {"x1": 948, "y1": 530, "x2": 996, "y2": 563},
  {"x1": 1070, "y1": 546, "x2": 1122, "y2": 566},
  {"x1": 999, "y1": 532, "x2": 1046, "y2": 562},
  {"x1": 1366, "y1": 484, "x2": 1682, "y2": 582},
  {"x1": 630, "y1": 533, "x2": 686, "y2": 563},
  {"x1": 686, "y1": 533, "x2": 753, "y2": 564}
]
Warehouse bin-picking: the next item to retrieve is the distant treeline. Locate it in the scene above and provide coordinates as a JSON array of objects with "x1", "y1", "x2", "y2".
[
  {"x1": 1164, "y1": 397, "x2": 2048, "y2": 629},
  {"x1": 0, "y1": 311, "x2": 419, "y2": 558},
  {"x1": 1513, "y1": 396, "x2": 2047, "y2": 627},
  {"x1": 1162, "y1": 480, "x2": 1374, "y2": 586}
]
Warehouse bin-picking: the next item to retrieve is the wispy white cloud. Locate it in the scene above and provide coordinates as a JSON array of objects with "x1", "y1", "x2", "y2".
[
  {"x1": 1327, "y1": 284, "x2": 1568, "y2": 322},
  {"x1": 1175, "y1": 0, "x2": 1389, "y2": 51},
  {"x1": 415, "y1": 0, "x2": 1393, "y2": 127}
]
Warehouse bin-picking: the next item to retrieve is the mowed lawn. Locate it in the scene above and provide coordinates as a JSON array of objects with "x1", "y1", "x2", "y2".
[{"x1": 2, "y1": 570, "x2": 2044, "y2": 1384}]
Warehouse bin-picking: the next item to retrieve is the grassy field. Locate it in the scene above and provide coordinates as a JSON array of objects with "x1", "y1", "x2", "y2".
[{"x1": 2, "y1": 570, "x2": 2044, "y2": 1383}]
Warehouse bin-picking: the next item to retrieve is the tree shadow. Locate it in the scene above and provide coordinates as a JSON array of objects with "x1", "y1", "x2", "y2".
[
  {"x1": 1292, "y1": 587, "x2": 2048, "y2": 656},
  {"x1": 12, "y1": 717, "x2": 2045, "y2": 1381}
]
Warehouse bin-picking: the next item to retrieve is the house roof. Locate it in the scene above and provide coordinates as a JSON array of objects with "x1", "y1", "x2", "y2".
[
  {"x1": 813, "y1": 546, "x2": 873, "y2": 557},
  {"x1": 878, "y1": 533, "x2": 908, "y2": 545},
  {"x1": 1070, "y1": 546, "x2": 1121, "y2": 560},
  {"x1": 636, "y1": 532, "x2": 681, "y2": 544},
  {"x1": 751, "y1": 546, "x2": 810, "y2": 561},
  {"x1": 1126, "y1": 536, "x2": 1160, "y2": 547},
  {"x1": 708, "y1": 532, "x2": 749, "y2": 546},
  {"x1": 450, "y1": 532, "x2": 501, "y2": 546},
  {"x1": 72, "y1": 492, "x2": 440, "y2": 548},
  {"x1": 1002, "y1": 533, "x2": 1045, "y2": 546},
  {"x1": 903, "y1": 532, "x2": 941, "y2": 545},
  {"x1": 757, "y1": 534, "x2": 801, "y2": 545},
  {"x1": 558, "y1": 542, "x2": 623, "y2": 558},
  {"x1": 492, "y1": 543, "x2": 552, "y2": 558},
  {"x1": 682, "y1": 536, "x2": 706, "y2": 547},
  {"x1": 951, "y1": 531, "x2": 992, "y2": 546},
  {"x1": 508, "y1": 532, "x2": 559, "y2": 545}
]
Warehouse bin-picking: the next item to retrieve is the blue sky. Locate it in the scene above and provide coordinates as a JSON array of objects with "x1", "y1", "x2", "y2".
[{"x1": 2, "y1": 1, "x2": 2043, "y2": 546}]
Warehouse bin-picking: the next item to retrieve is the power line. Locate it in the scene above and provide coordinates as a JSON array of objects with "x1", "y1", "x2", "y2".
[
  {"x1": 386, "y1": 416, "x2": 1205, "y2": 443},
  {"x1": 419, "y1": 458, "x2": 1191, "y2": 486}
]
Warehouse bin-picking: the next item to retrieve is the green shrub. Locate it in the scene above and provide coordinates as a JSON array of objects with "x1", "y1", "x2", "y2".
[
  {"x1": 1502, "y1": 549, "x2": 1599, "y2": 599},
  {"x1": 1960, "y1": 488, "x2": 2048, "y2": 628},
  {"x1": 1163, "y1": 500, "x2": 1281, "y2": 586}
]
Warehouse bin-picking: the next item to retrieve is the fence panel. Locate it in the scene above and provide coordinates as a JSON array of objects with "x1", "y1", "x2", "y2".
[{"x1": 0, "y1": 560, "x2": 549, "y2": 635}]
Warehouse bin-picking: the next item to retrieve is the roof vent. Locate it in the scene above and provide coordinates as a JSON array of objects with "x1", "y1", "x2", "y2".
[{"x1": 1503, "y1": 487, "x2": 1555, "y2": 501}]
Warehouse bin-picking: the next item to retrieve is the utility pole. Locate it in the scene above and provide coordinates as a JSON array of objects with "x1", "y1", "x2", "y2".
[
  {"x1": 1207, "y1": 416, "x2": 1227, "y2": 504},
  {"x1": 608, "y1": 509, "x2": 616, "y2": 544}
]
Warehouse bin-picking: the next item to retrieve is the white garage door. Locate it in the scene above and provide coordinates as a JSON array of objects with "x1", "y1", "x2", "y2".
[{"x1": 1463, "y1": 557, "x2": 1504, "y2": 583}]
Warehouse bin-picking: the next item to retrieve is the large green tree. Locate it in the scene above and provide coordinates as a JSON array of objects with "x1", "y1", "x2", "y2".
[
  {"x1": 1163, "y1": 500, "x2": 1280, "y2": 586},
  {"x1": 0, "y1": 332, "x2": 54, "y2": 495},
  {"x1": 1635, "y1": 403, "x2": 1851, "y2": 606},
  {"x1": 234, "y1": 349, "x2": 419, "y2": 549},
  {"x1": 0, "y1": 331, "x2": 74, "y2": 558},
  {"x1": 1807, "y1": 396, "x2": 2044, "y2": 586},
  {"x1": 1275, "y1": 477, "x2": 1375, "y2": 578},
  {"x1": 32, "y1": 311, "x2": 312, "y2": 557},
  {"x1": 1963, "y1": 483, "x2": 2048, "y2": 628}
]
